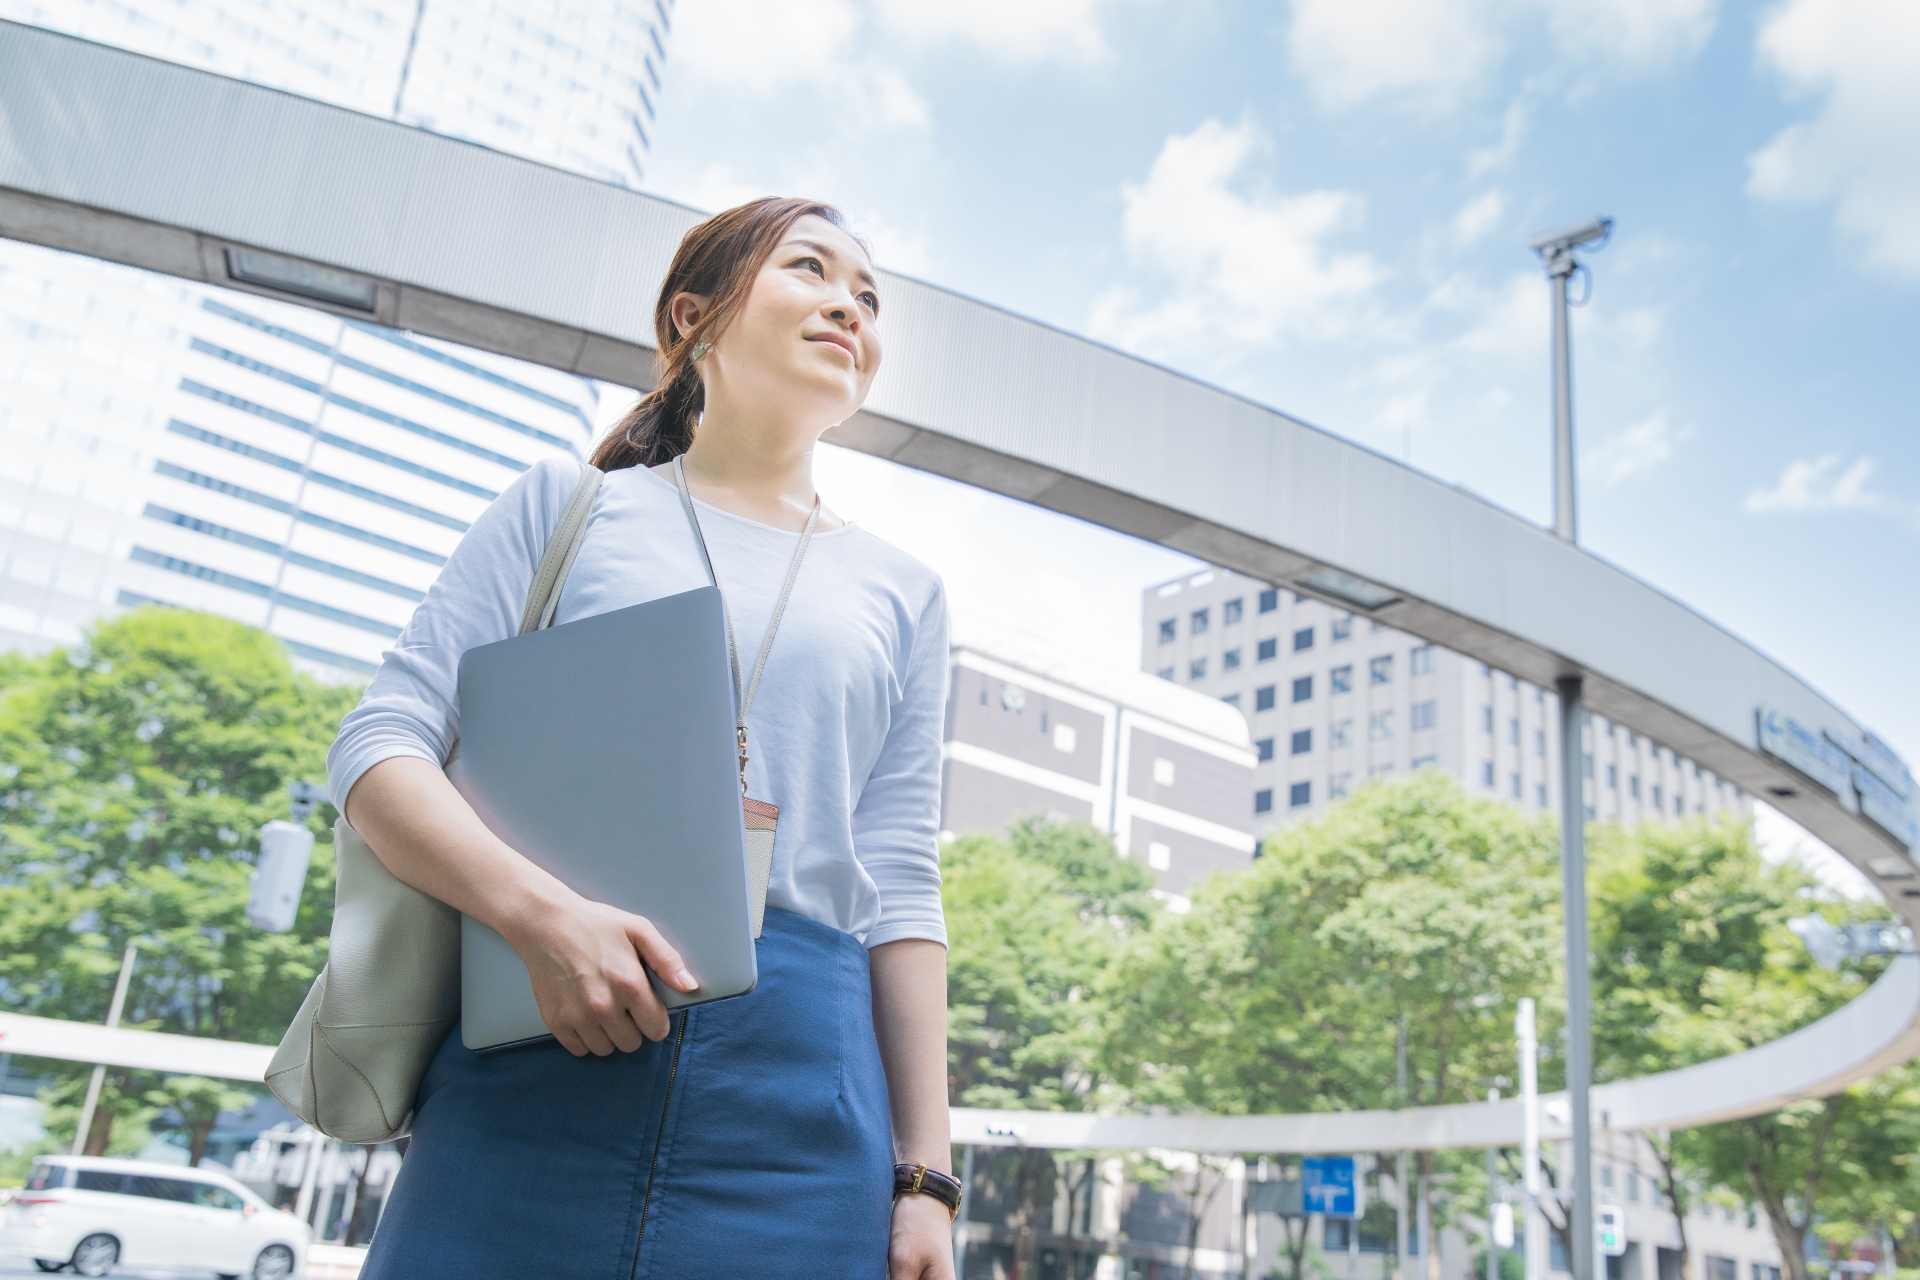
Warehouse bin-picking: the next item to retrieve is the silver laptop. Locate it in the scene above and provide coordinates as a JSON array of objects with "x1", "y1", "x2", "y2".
[{"x1": 453, "y1": 586, "x2": 757, "y2": 1051}]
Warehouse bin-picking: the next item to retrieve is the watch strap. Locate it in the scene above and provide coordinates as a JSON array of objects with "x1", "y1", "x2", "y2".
[{"x1": 894, "y1": 1163, "x2": 963, "y2": 1218}]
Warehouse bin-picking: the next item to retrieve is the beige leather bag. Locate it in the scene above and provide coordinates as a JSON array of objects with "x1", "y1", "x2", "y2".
[{"x1": 265, "y1": 465, "x2": 605, "y2": 1142}]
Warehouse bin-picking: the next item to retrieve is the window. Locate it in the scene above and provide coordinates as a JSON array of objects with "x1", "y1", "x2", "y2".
[
  {"x1": 1413, "y1": 754, "x2": 1436, "y2": 770},
  {"x1": 1293, "y1": 627, "x2": 1314, "y2": 651},
  {"x1": 1753, "y1": 1267, "x2": 1780, "y2": 1280},
  {"x1": 1258, "y1": 588, "x2": 1278, "y2": 613},
  {"x1": 1508, "y1": 717, "x2": 1520, "y2": 745},
  {"x1": 1533, "y1": 685, "x2": 1544, "y2": 703},
  {"x1": 1223, "y1": 597, "x2": 1243, "y2": 624},
  {"x1": 1190, "y1": 608, "x2": 1210, "y2": 635},
  {"x1": 1369, "y1": 655, "x2": 1392, "y2": 685},
  {"x1": 1255, "y1": 685, "x2": 1276, "y2": 712},
  {"x1": 1257, "y1": 637, "x2": 1278, "y2": 661},
  {"x1": 1256, "y1": 737, "x2": 1275, "y2": 763},
  {"x1": 1481, "y1": 705, "x2": 1494, "y2": 732},
  {"x1": 1628, "y1": 731, "x2": 1639, "y2": 747},
  {"x1": 1600, "y1": 1166, "x2": 1614, "y2": 1192},
  {"x1": 192, "y1": 1183, "x2": 245, "y2": 1211},
  {"x1": 1510, "y1": 772, "x2": 1522, "y2": 799},
  {"x1": 1292, "y1": 676, "x2": 1314, "y2": 703},
  {"x1": 1331, "y1": 615, "x2": 1353, "y2": 641},
  {"x1": 1156, "y1": 667, "x2": 1175, "y2": 681},
  {"x1": 1652, "y1": 784, "x2": 1664, "y2": 809},
  {"x1": 1533, "y1": 729, "x2": 1546, "y2": 757},
  {"x1": 130, "y1": 1176, "x2": 198, "y2": 1202},
  {"x1": 1330, "y1": 772, "x2": 1352, "y2": 799},
  {"x1": 1291, "y1": 729, "x2": 1312, "y2": 755},
  {"x1": 1630, "y1": 776, "x2": 1641, "y2": 799},
  {"x1": 1583, "y1": 753, "x2": 1594, "y2": 778},
  {"x1": 1147, "y1": 842, "x2": 1172, "y2": 870},
  {"x1": 1330, "y1": 665, "x2": 1353, "y2": 694},
  {"x1": 1535, "y1": 784, "x2": 1548, "y2": 808},
  {"x1": 1254, "y1": 788, "x2": 1274, "y2": 814},
  {"x1": 1705, "y1": 1259, "x2": 1737, "y2": 1280},
  {"x1": 1411, "y1": 700, "x2": 1437, "y2": 731},
  {"x1": 76, "y1": 1170, "x2": 125, "y2": 1193},
  {"x1": 1221, "y1": 692, "x2": 1241, "y2": 708},
  {"x1": 1325, "y1": 1220, "x2": 1351, "y2": 1250},
  {"x1": 1158, "y1": 619, "x2": 1176, "y2": 644},
  {"x1": 1153, "y1": 758, "x2": 1176, "y2": 786},
  {"x1": 1410, "y1": 644, "x2": 1434, "y2": 675},
  {"x1": 1223, "y1": 648, "x2": 1242, "y2": 671},
  {"x1": 1481, "y1": 762, "x2": 1494, "y2": 786},
  {"x1": 1189, "y1": 658, "x2": 1207, "y2": 680},
  {"x1": 1675, "y1": 793, "x2": 1684, "y2": 815},
  {"x1": 1586, "y1": 804, "x2": 1596, "y2": 820},
  {"x1": 1290, "y1": 781, "x2": 1312, "y2": 807},
  {"x1": 1330, "y1": 719, "x2": 1353, "y2": 748},
  {"x1": 1369, "y1": 711, "x2": 1393, "y2": 742},
  {"x1": 1627, "y1": 1172, "x2": 1640, "y2": 1203},
  {"x1": 1607, "y1": 764, "x2": 1618, "y2": 788}
]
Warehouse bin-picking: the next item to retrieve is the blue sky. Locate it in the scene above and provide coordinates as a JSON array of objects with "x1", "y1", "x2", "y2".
[{"x1": 636, "y1": 0, "x2": 1918, "y2": 778}]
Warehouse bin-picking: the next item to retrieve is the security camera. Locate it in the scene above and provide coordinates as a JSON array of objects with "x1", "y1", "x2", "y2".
[{"x1": 1529, "y1": 217, "x2": 1613, "y2": 255}]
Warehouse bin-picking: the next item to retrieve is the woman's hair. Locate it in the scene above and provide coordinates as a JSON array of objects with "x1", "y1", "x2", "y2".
[{"x1": 590, "y1": 197, "x2": 858, "y2": 473}]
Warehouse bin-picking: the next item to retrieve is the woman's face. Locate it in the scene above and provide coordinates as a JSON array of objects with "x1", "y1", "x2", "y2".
[{"x1": 692, "y1": 214, "x2": 883, "y2": 432}]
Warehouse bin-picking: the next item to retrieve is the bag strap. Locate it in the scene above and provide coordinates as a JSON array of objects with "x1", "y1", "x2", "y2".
[
  {"x1": 671, "y1": 454, "x2": 820, "y2": 794},
  {"x1": 519, "y1": 464, "x2": 604, "y2": 635}
]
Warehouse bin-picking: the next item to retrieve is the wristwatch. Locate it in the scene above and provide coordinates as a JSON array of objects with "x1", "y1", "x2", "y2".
[{"x1": 894, "y1": 1163, "x2": 963, "y2": 1219}]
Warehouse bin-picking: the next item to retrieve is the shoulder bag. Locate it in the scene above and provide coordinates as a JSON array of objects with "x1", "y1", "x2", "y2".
[{"x1": 265, "y1": 465, "x2": 604, "y2": 1142}]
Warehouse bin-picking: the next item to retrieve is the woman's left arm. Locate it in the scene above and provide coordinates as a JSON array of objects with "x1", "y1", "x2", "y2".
[{"x1": 871, "y1": 939, "x2": 955, "y2": 1280}]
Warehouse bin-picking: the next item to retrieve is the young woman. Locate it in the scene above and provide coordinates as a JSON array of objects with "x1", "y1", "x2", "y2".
[{"x1": 326, "y1": 198, "x2": 956, "y2": 1279}]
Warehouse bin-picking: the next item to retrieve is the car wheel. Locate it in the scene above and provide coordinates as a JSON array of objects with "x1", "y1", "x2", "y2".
[
  {"x1": 70, "y1": 1233, "x2": 119, "y2": 1277},
  {"x1": 252, "y1": 1244, "x2": 297, "y2": 1280},
  {"x1": 32, "y1": 1261, "x2": 64, "y2": 1273}
]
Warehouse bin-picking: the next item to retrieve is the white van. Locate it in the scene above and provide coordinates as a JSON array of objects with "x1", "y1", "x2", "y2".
[{"x1": 0, "y1": 1155, "x2": 309, "y2": 1278}]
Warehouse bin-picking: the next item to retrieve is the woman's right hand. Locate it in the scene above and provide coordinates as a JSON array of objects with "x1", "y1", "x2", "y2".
[{"x1": 503, "y1": 892, "x2": 700, "y2": 1056}]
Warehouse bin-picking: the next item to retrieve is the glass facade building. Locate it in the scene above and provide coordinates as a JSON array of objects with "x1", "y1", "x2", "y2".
[{"x1": 0, "y1": 0, "x2": 674, "y2": 675}]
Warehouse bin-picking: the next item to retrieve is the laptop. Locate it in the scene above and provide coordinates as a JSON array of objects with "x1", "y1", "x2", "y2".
[{"x1": 453, "y1": 586, "x2": 757, "y2": 1051}]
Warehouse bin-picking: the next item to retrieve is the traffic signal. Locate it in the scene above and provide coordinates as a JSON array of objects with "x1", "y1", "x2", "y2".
[{"x1": 1596, "y1": 1205, "x2": 1626, "y2": 1257}]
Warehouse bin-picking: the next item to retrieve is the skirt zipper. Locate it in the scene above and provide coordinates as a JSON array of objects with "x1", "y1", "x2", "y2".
[{"x1": 631, "y1": 1010, "x2": 689, "y2": 1277}]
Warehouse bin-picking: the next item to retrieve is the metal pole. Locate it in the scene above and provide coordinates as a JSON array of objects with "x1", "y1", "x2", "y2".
[
  {"x1": 952, "y1": 1143, "x2": 975, "y2": 1280},
  {"x1": 1550, "y1": 265, "x2": 1576, "y2": 542},
  {"x1": 1560, "y1": 676, "x2": 1595, "y2": 1280},
  {"x1": 293, "y1": 1130, "x2": 324, "y2": 1224},
  {"x1": 72, "y1": 942, "x2": 137, "y2": 1156},
  {"x1": 1396, "y1": 1017, "x2": 1409, "y2": 1280},
  {"x1": 1487, "y1": 1088, "x2": 1500, "y2": 1280},
  {"x1": 1517, "y1": 999, "x2": 1540, "y2": 1280}
]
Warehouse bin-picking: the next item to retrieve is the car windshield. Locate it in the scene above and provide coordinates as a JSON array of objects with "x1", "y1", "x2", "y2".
[{"x1": 24, "y1": 1161, "x2": 69, "y2": 1192}]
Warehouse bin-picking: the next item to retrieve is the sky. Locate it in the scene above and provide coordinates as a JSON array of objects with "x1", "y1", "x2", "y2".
[{"x1": 625, "y1": 0, "x2": 1920, "y2": 802}]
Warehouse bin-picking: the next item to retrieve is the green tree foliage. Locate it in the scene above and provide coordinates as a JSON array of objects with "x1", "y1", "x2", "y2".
[{"x1": 0, "y1": 608, "x2": 356, "y2": 1152}]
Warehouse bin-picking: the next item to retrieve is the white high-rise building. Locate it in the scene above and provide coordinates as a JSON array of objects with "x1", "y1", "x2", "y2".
[
  {"x1": 1142, "y1": 567, "x2": 1753, "y2": 835},
  {"x1": 0, "y1": 0, "x2": 674, "y2": 675}
]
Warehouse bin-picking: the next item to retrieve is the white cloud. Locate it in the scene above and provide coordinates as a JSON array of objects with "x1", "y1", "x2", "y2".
[
  {"x1": 1088, "y1": 119, "x2": 1383, "y2": 361},
  {"x1": 1744, "y1": 454, "x2": 1916, "y2": 528},
  {"x1": 670, "y1": 0, "x2": 930, "y2": 130},
  {"x1": 871, "y1": 0, "x2": 1118, "y2": 61},
  {"x1": 1747, "y1": 0, "x2": 1920, "y2": 277},
  {"x1": 1468, "y1": 101, "x2": 1529, "y2": 176},
  {"x1": 1586, "y1": 409, "x2": 1685, "y2": 486},
  {"x1": 1286, "y1": 0, "x2": 1719, "y2": 112},
  {"x1": 1450, "y1": 190, "x2": 1506, "y2": 244}
]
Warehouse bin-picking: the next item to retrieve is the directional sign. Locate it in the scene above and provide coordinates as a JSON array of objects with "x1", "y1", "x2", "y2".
[{"x1": 1302, "y1": 1155, "x2": 1365, "y2": 1219}]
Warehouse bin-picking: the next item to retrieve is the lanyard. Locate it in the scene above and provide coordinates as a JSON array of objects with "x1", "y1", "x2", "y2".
[{"x1": 671, "y1": 454, "x2": 821, "y2": 795}]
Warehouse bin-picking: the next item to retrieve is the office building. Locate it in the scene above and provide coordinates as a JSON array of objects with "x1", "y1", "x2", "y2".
[
  {"x1": 941, "y1": 622, "x2": 1258, "y2": 902},
  {"x1": 0, "y1": 0, "x2": 674, "y2": 675},
  {"x1": 1142, "y1": 568, "x2": 1752, "y2": 833}
]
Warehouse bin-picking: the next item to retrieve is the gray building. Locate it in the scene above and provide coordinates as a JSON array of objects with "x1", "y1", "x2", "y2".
[
  {"x1": 1142, "y1": 568, "x2": 1752, "y2": 833},
  {"x1": 941, "y1": 622, "x2": 1259, "y2": 902}
]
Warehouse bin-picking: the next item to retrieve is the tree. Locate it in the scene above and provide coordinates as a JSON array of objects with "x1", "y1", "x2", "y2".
[
  {"x1": 146, "y1": 1076, "x2": 259, "y2": 1167},
  {"x1": 0, "y1": 608, "x2": 354, "y2": 1149}
]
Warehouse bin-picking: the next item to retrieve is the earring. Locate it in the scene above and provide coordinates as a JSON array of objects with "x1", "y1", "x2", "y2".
[{"x1": 691, "y1": 339, "x2": 710, "y2": 361}]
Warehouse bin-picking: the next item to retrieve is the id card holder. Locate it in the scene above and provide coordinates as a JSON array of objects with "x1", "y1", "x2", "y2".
[{"x1": 743, "y1": 797, "x2": 778, "y2": 938}]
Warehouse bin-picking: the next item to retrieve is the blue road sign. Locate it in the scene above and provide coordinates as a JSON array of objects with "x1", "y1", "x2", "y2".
[{"x1": 1302, "y1": 1156, "x2": 1363, "y2": 1218}]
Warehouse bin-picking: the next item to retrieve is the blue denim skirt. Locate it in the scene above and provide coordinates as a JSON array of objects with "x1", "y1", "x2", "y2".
[{"x1": 361, "y1": 908, "x2": 895, "y2": 1278}]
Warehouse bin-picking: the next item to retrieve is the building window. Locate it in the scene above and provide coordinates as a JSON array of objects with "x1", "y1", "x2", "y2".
[
  {"x1": 1630, "y1": 775, "x2": 1641, "y2": 799},
  {"x1": 1255, "y1": 685, "x2": 1276, "y2": 711},
  {"x1": 1256, "y1": 736, "x2": 1275, "y2": 762},
  {"x1": 1189, "y1": 658, "x2": 1208, "y2": 680},
  {"x1": 1675, "y1": 793, "x2": 1684, "y2": 815},
  {"x1": 1259, "y1": 588, "x2": 1279, "y2": 613},
  {"x1": 1411, "y1": 700, "x2": 1437, "y2": 732},
  {"x1": 1290, "y1": 781, "x2": 1312, "y2": 808},
  {"x1": 1369, "y1": 655, "x2": 1392, "y2": 685},
  {"x1": 1753, "y1": 1266, "x2": 1780, "y2": 1280},
  {"x1": 1223, "y1": 648, "x2": 1242, "y2": 671},
  {"x1": 1293, "y1": 627, "x2": 1314, "y2": 651},
  {"x1": 1583, "y1": 753, "x2": 1594, "y2": 778},
  {"x1": 1628, "y1": 731, "x2": 1639, "y2": 747},
  {"x1": 1190, "y1": 608, "x2": 1210, "y2": 635},
  {"x1": 1158, "y1": 618, "x2": 1176, "y2": 644},
  {"x1": 1536, "y1": 784, "x2": 1548, "y2": 808},
  {"x1": 1533, "y1": 729, "x2": 1546, "y2": 757},
  {"x1": 1291, "y1": 729, "x2": 1312, "y2": 755},
  {"x1": 1533, "y1": 685, "x2": 1544, "y2": 703},
  {"x1": 1325, "y1": 1221, "x2": 1351, "y2": 1251},
  {"x1": 1508, "y1": 717, "x2": 1520, "y2": 745},
  {"x1": 1413, "y1": 755, "x2": 1436, "y2": 770},
  {"x1": 1156, "y1": 667, "x2": 1175, "y2": 681},
  {"x1": 1331, "y1": 615, "x2": 1353, "y2": 641},
  {"x1": 1510, "y1": 772, "x2": 1522, "y2": 799},
  {"x1": 1254, "y1": 788, "x2": 1274, "y2": 814},
  {"x1": 1223, "y1": 597, "x2": 1243, "y2": 625},
  {"x1": 1652, "y1": 784, "x2": 1664, "y2": 809},
  {"x1": 1627, "y1": 1172, "x2": 1639, "y2": 1203},
  {"x1": 1154, "y1": 758, "x2": 1176, "y2": 786},
  {"x1": 1481, "y1": 705, "x2": 1494, "y2": 732},
  {"x1": 1292, "y1": 676, "x2": 1313, "y2": 703},
  {"x1": 1331, "y1": 719, "x2": 1353, "y2": 748},
  {"x1": 1221, "y1": 693, "x2": 1241, "y2": 709},
  {"x1": 1607, "y1": 764, "x2": 1618, "y2": 788},
  {"x1": 1410, "y1": 644, "x2": 1434, "y2": 675},
  {"x1": 1481, "y1": 761, "x2": 1495, "y2": 786},
  {"x1": 1331, "y1": 665, "x2": 1353, "y2": 694},
  {"x1": 1257, "y1": 638, "x2": 1278, "y2": 661},
  {"x1": 1369, "y1": 711, "x2": 1393, "y2": 742},
  {"x1": 1705, "y1": 1259, "x2": 1737, "y2": 1280},
  {"x1": 1147, "y1": 841, "x2": 1172, "y2": 870},
  {"x1": 1330, "y1": 772, "x2": 1352, "y2": 799}
]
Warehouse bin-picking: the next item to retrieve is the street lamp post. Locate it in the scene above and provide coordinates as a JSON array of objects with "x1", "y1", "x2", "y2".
[
  {"x1": 1528, "y1": 216, "x2": 1613, "y2": 1280},
  {"x1": 71, "y1": 942, "x2": 138, "y2": 1156}
]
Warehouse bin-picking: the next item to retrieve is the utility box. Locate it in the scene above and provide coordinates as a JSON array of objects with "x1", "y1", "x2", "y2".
[{"x1": 248, "y1": 819, "x2": 313, "y2": 933}]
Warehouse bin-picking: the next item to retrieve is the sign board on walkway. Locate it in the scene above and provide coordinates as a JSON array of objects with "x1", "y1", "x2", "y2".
[{"x1": 1302, "y1": 1155, "x2": 1364, "y2": 1218}]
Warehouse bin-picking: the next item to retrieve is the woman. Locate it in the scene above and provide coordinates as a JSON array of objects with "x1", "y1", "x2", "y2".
[{"x1": 327, "y1": 198, "x2": 956, "y2": 1279}]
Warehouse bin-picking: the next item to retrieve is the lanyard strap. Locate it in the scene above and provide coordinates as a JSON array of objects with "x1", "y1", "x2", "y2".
[{"x1": 671, "y1": 454, "x2": 821, "y2": 794}]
